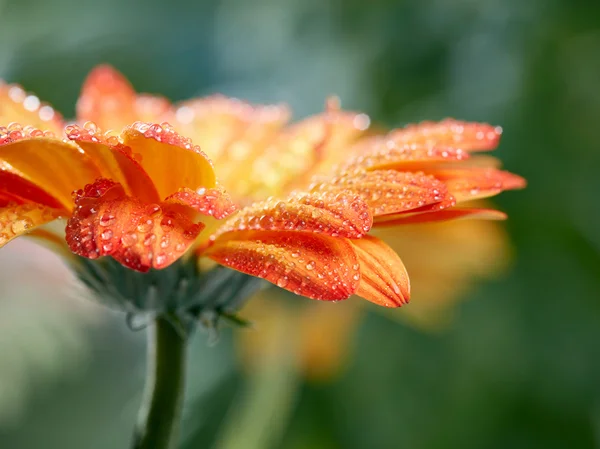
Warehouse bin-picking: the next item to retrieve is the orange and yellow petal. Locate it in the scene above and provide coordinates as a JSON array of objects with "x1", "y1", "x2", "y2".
[
  {"x1": 385, "y1": 119, "x2": 502, "y2": 152},
  {"x1": 426, "y1": 167, "x2": 527, "y2": 202},
  {"x1": 66, "y1": 179, "x2": 204, "y2": 271},
  {"x1": 374, "y1": 207, "x2": 507, "y2": 226},
  {"x1": 0, "y1": 125, "x2": 101, "y2": 209},
  {"x1": 0, "y1": 81, "x2": 64, "y2": 134},
  {"x1": 228, "y1": 108, "x2": 369, "y2": 200},
  {"x1": 65, "y1": 123, "x2": 160, "y2": 203},
  {"x1": 205, "y1": 230, "x2": 360, "y2": 301},
  {"x1": 76, "y1": 65, "x2": 171, "y2": 131},
  {"x1": 121, "y1": 122, "x2": 216, "y2": 199},
  {"x1": 0, "y1": 169, "x2": 65, "y2": 209},
  {"x1": 347, "y1": 142, "x2": 470, "y2": 172},
  {"x1": 164, "y1": 186, "x2": 237, "y2": 220},
  {"x1": 310, "y1": 169, "x2": 451, "y2": 218},
  {"x1": 351, "y1": 236, "x2": 410, "y2": 307},
  {"x1": 215, "y1": 191, "x2": 372, "y2": 239},
  {"x1": 0, "y1": 203, "x2": 62, "y2": 247}
]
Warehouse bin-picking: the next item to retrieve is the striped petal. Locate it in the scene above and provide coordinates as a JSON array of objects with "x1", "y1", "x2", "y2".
[
  {"x1": 351, "y1": 236, "x2": 410, "y2": 307},
  {"x1": 214, "y1": 191, "x2": 372, "y2": 238},
  {"x1": 205, "y1": 230, "x2": 360, "y2": 301},
  {"x1": 0, "y1": 203, "x2": 62, "y2": 248},
  {"x1": 66, "y1": 179, "x2": 204, "y2": 272},
  {"x1": 121, "y1": 122, "x2": 216, "y2": 199},
  {"x1": 0, "y1": 125, "x2": 101, "y2": 209},
  {"x1": 310, "y1": 169, "x2": 450, "y2": 217}
]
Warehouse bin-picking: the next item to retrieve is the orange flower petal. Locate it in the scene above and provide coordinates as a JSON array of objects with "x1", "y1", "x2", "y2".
[
  {"x1": 0, "y1": 125, "x2": 101, "y2": 209},
  {"x1": 373, "y1": 208, "x2": 507, "y2": 226},
  {"x1": 0, "y1": 169, "x2": 65, "y2": 209},
  {"x1": 347, "y1": 142, "x2": 470, "y2": 171},
  {"x1": 164, "y1": 186, "x2": 237, "y2": 219},
  {"x1": 351, "y1": 236, "x2": 410, "y2": 307},
  {"x1": 76, "y1": 65, "x2": 172, "y2": 131},
  {"x1": 167, "y1": 96, "x2": 291, "y2": 163},
  {"x1": 0, "y1": 191, "x2": 25, "y2": 206},
  {"x1": 310, "y1": 169, "x2": 450, "y2": 217},
  {"x1": 387, "y1": 119, "x2": 502, "y2": 152},
  {"x1": 121, "y1": 122, "x2": 216, "y2": 199},
  {"x1": 0, "y1": 203, "x2": 62, "y2": 247},
  {"x1": 76, "y1": 65, "x2": 137, "y2": 130},
  {"x1": 66, "y1": 179, "x2": 204, "y2": 272},
  {"x1": 205, "y1": 230, "x2": 360, "y2": 301},
  {"x1": 428, "y1": 168, "x2": 527, "y2": 202},
  {"x1": 65, "y1": 123, "x2": 160, "y2": 203},
  {"x1": 214, "y1": 191, "x2": 372, "y2": 238},
  {"x1": 0, "y1": 81, "x2": 64, "y2": 134},
  {"x1": 226, "y1": 108, "x2": 368, "y2": 200}
]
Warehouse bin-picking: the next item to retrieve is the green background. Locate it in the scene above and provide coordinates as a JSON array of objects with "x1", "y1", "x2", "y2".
[{"x1": 1, "y1": 0, "x2": 599, "y2": 448}]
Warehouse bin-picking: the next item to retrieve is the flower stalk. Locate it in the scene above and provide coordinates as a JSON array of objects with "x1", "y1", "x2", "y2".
[{"x1": 133, "y1": 316, "x2": 187, "y2": 449}]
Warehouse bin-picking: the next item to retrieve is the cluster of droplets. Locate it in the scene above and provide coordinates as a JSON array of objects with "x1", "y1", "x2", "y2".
[
  {"x1": 211, "y1": 232, "x2": 361, "y2": 301},
  {"x1": 130, "y1": 121, "x2": 212, "y2": 162},
  {"x1": 67, "y1": 179, "x2": 202, "y2": 271},
  {"x1": 3, "y1": 83, "x2": 60, "y2": 124},
  {"x1": 65, "y1": 121, "x2": 123, "y2": 148},
  {"x1": 346, "y1": 142, "x2": 469, "y2": 170},
  {"x1": 167, "y1": 186, "x2": 237, "y2": 220},
  {"x1": 216, "y1": 190, "x2": 372, "y2": 239},
  {"x1": 310, "y1": 169, "x2": 451, "y2": 217},
  {"x1": 0, "y1": 203, "x2": 59, "y2": 246},
  {"x1": 387, "y1": 119, "x2": 502, "y2": 151},
  {"x1": 0, "y1": 123, "x2": 55, "y2": 145}
]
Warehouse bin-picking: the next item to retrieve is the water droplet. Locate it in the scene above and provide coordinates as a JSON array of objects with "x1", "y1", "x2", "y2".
[
  {"x1": 121, "y1": 233, "x2": 137, "y2": 247},
  {"x1": 138, "y1": 219, "x2": 153, "y2": 232},
  {"x1": 276, "y1": 276, "x2": 289, "y2": 288}
]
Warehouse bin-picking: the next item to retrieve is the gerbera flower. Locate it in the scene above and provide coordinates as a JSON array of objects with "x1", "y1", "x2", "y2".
[
  {"x1": 0, "y1": 65, "x2": 525, "y2": 449},
  {"x1": 0, "y1": 65, "x2": 525, "y2": 310}
]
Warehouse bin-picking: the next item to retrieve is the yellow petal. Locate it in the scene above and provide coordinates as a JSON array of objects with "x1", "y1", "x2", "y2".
[
  {"x1": 0, "y1": 127, "x2": 101, "y2": 210},
  {"x1": 65, "y1": 123, "x2": 160, "y2": 203},
  {"x1": 351, "y1": 236, "x2": 410, "y2": 307},
  {"x1": 0, "y1": 81, "x2": 63, "y2": 134},
  {"x1": 121, "y1": 122, "x2": 216, "y2": 199},
  {"x1": 0, "y1": 203, "x2": 62, "y2": 248}
]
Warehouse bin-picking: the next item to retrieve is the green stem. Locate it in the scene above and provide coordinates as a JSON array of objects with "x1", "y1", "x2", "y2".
[{"x1": 133, "y1": 316, "x2": 187, "y2": 449}]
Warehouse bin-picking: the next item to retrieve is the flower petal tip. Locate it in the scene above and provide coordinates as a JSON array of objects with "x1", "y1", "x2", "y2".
[{"x1": 352, "y1": 236, "x2": 410, "y2": 308}]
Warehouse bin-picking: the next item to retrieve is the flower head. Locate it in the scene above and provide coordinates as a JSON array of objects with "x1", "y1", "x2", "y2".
[{"x1": 0, "y1": 65, "x2": 525, "y2": 315}]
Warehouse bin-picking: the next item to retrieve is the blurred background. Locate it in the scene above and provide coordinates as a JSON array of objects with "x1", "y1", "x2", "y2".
[{"x1": 1, "y1": 0, "x2": 599, "y2": 448}]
